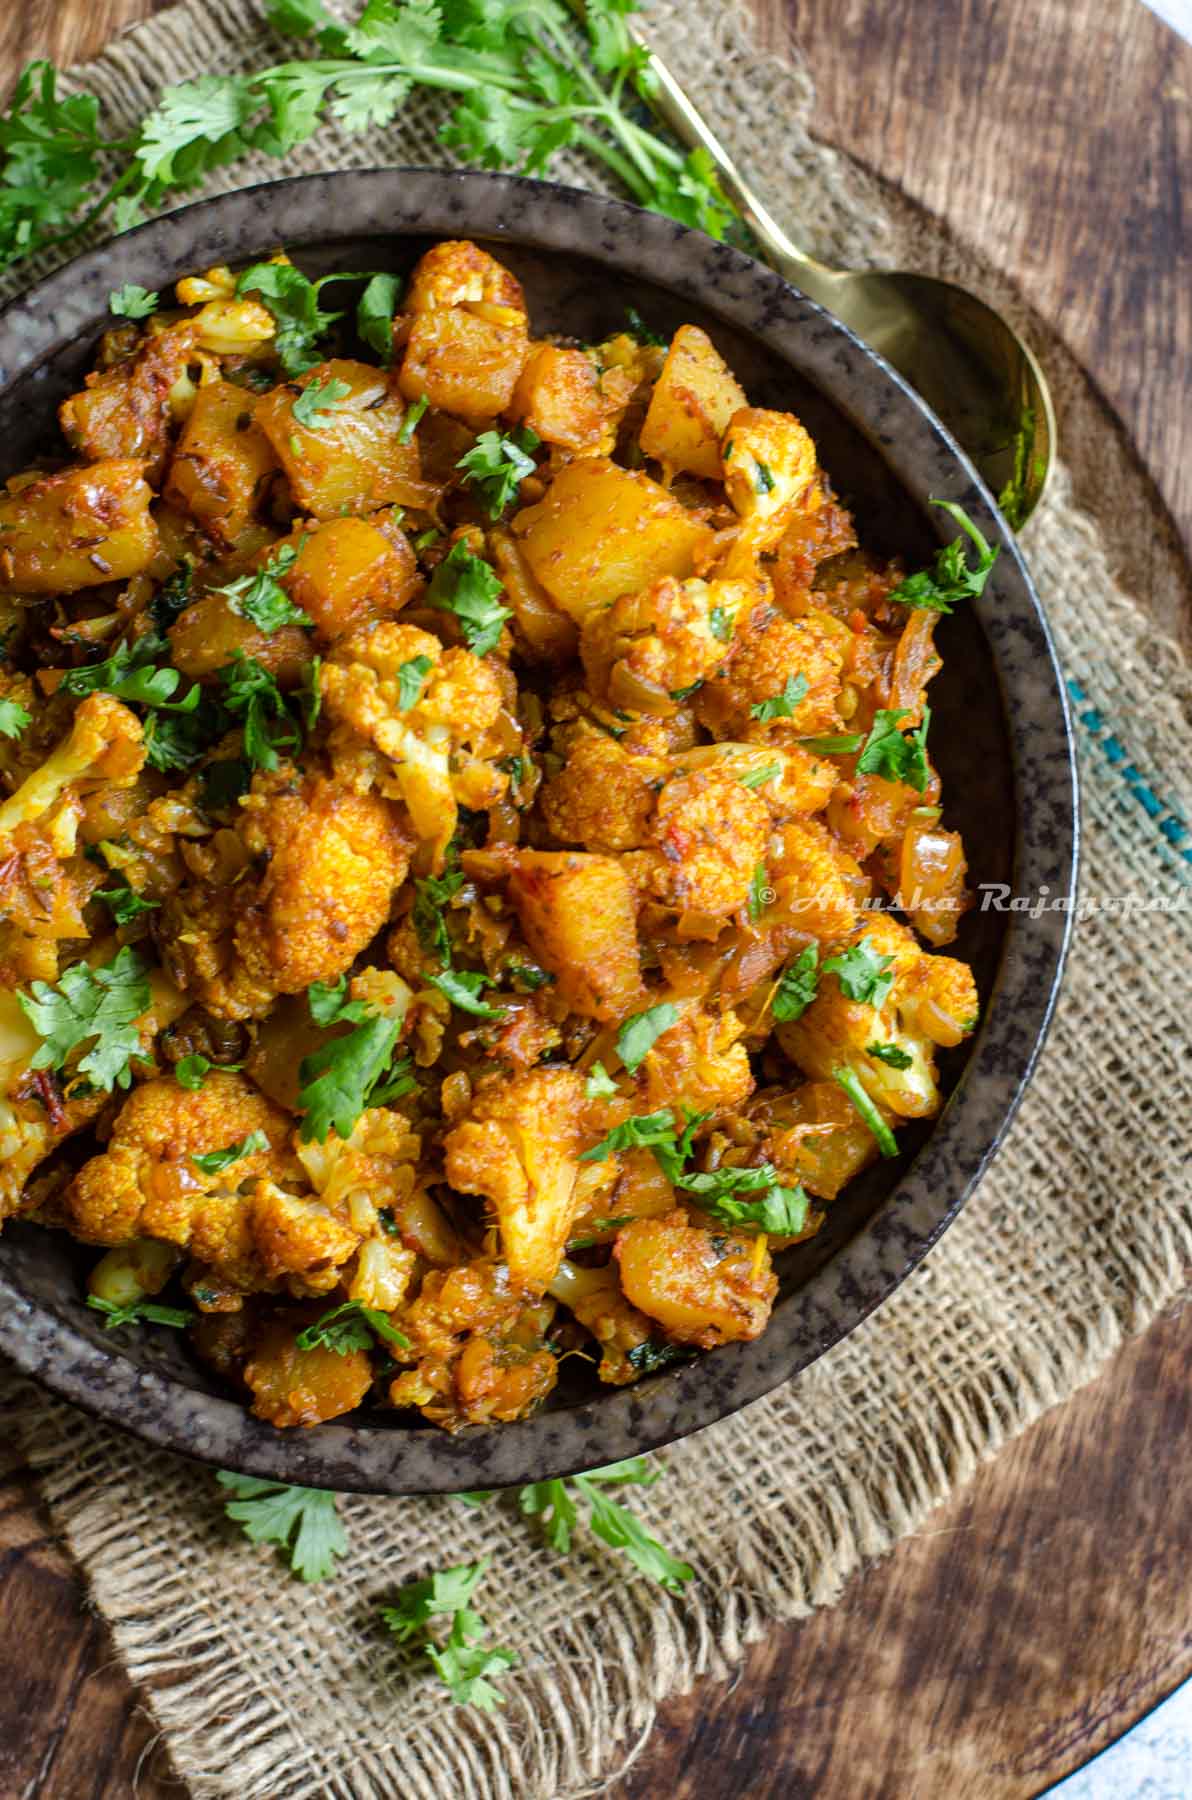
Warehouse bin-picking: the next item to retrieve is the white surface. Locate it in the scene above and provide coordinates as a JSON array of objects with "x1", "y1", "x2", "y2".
[
  {"x1": 1142, "y1": 0, "x2": 1192, "y2": 42},
  {"x1": 1044, "y1": 1677, "x2": 1192, "y2": 1799}
]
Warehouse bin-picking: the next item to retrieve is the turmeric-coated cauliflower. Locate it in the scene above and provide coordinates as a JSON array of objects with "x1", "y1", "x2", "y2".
[
  {"x1": 322, "y1": 620, "x2": 508, "y2": 868},
  {"x1": 445, "y1": 1066, "x2": 588, "y2": 1291},
  {"x1": 159, "y1": 768, "x2": 412, "y2": 1019},
  {"x1": 580, "y1": 575, "x2": 751, "y2": 716}
]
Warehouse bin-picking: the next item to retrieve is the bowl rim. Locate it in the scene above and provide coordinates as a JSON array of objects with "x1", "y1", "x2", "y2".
[{"x1": 0, "y1": 167, "x2": 1078, "y2": 1494}]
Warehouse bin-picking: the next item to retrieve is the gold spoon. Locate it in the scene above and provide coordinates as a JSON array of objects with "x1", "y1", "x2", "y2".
[{"x1": 617, "y1": 25, "x2": 1056, "y2": 524}]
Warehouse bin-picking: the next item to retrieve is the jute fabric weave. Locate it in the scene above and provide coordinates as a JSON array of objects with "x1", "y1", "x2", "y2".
[{"x1": 3, "y1": 5, "x2": 1191, "y2": 1795}]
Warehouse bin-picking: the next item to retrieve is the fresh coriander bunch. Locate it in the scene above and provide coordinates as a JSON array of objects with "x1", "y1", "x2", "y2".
[{"x1": 0, "y1": 0, "x2": 736, "y2": 275}]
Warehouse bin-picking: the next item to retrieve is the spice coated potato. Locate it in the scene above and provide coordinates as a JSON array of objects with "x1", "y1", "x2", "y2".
[
  {"x1": 639, "y1": 324, "x2": 748, "y2": 479},
  {"x1": 511, "y1": 457, "x2": 715, "y2": 623},
  {"x1": 257, "y1": 359, "x2": 426, "y2": 517},
  {"x1": 163, "y1": 378, "x2": 278, "y2": 544},
  {"x1": 0, "y1": 235, "x2": 981, "y2": 1434},
  {"x1": 0, "y1": 459, "x2": 158, "y2": 593}
]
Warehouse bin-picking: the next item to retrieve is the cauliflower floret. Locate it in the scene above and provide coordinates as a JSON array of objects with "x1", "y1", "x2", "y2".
[
  {"x1": 694, "y1": 604, "x2": 850, "y2": 742},
  {"x1": 777, "y1": 912, "x2": 978, "y2": 1121},
  {"x1": 765, "y1": 819, "x2": 866, "y2": 939},
  {"x1": 614, "y1": 1211, "x2": 777, "y2": 1347},
  {"x1": 647, "y1": 769, "x2": 770, "y2": 918},
  {"x1": 322, "y1": 620, "x2": 507, "y2": 870},
  {"x1": 404, "y1": 240, "x2": 527, "y2": 316},
  {"x1": 0, "y1": 694, "x2": 144, "y2": 846},
  {"x1": 243, "y1": 1318, "x2": 373, "y2": 1429},
  {"x1": 388, "y1": 1257, "x2": 557, "y2": 1429},
  {"x1": 720, "y1": 406, "x2": 818, "y2": 558},
  {"x1": 293, "y1": 1105, "x2": 422, "y2": 1309},
  {"x1": 539, "y1": 730, "x2": 664, "y2": 853},
  {"x1": 671, "y1": 740, "x2": 836, "y2": 819},
  {"x1": 639, "y1": 1002, "x2": 755, "y2": 1119},
  {"x1": 444, "y1": 1066, "x2": 588, "y2": 1291},
  {"x1": 579, "y1": 575, "x2": 751, "y2": 716},
  {"x1": 63, "y1": 1071, "x2": 288, "y2": 1244},
  {"x1": 160, "y1": 769, "x2": 412, "y2": 1020}
]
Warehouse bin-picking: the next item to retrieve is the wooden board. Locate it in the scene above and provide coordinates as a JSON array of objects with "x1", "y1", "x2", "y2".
[{"x1": 1, "y1": 3, "x2": 1191, "y2": 1795}]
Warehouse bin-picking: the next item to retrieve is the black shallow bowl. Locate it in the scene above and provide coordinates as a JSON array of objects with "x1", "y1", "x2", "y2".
[{"x1": 0, "y1": 170, "x2": 1077, "y2": 1494}]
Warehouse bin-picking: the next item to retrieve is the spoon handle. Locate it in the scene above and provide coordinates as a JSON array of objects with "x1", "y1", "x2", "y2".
[{"x1": 589, "y1": 9, "x2": 843, "y2": 304}]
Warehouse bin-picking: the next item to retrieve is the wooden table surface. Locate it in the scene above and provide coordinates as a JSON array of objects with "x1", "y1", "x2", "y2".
[{"x1": 2, "y1": 3, "x2": 1191, "y2": 1797}]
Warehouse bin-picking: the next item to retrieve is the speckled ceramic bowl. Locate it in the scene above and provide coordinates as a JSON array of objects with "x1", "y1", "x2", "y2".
[{"x1": 0, "y1": 170, "x2": 1077, "y2": 1494}]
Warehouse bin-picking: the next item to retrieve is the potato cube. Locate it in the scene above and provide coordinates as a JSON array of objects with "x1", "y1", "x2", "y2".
[
  {"x1": 58, "y1": 321, "x2": 200, "y2": 481},
  {"x1": 164, "y1": 379, "x2": 278, "y2": 545},
  {"x1": 256, "y1": 358, "x2": 423, "y2": 519},
  {"x1": 508, "y1": 850, "x2": 643, "y2": 1021},
  {"x1": 614, "y1": 1212, "x2": 777, "y2": 1346},
  {"x1": 511, "y1": 457, "x2": 714, "y2": 624},
  {"x1": 282, "y1": 515, "x2": 420, "y2": 640},
  {"x1": 0, "y1": 459, "x2": 158, "y2": 593},
  {"x1": 639, "y1": 324, "x2": 747, "y2": 479},
  {"x1": 398, "y1": 307, "x2": 529, "y2": 424},
  {"x1": 508, "y1": 344, "x2": 612, "y2": 452}
]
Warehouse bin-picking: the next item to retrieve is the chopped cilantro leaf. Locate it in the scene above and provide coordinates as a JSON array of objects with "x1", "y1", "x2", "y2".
[
  {"x1": 584, "y1": 1060, "x2": 618, "y2": 1101},
  {"x1": 868, "y1": 1041, "x2": 913, "y2": 1069},
  {"x1": 218, "y1": 654, "x2": 301, "y2": 770},
  {"x1": 822, "y1": 939, "x2": 896, "y2": 1009},
  {"x1": 456, "y1": 427, "x2": 540, "y2": 518},
  {"x1": 754, "y1": 460, "x2": 776, "y2": 494},
  {"x1": 295, "y1": 1299, "x2": 409, "y2": 1354},
  {"x1": 428, "y1": 967, "x2": 504, "y2": 1019},
  {"x1": 191, "y1": 1129, "x2": 269, "y2": 1175},
  {"x1": 290, "y1": 373, "x2": 353, "y2": 428},
  {"x1": 217, "y1": 1471, "x2": 347, "y2": 1582},
  {"x1": 425, "y1": 539, "x2": 511, "y2": 656},
  {"x1": 856, "y1": 706, "x2": 932, "y2": 793},
  {"x1": 772, "y1": 944, "x2": 819, "y2": 1022},
  {"x1": 174, "y1": 1052, "x2": 242, "y2": 1091},
  {"x1": 751, "y1": 671, "x2": 808, "y2": 722},
  {"x1": 0, "y1": 696, "x2": 31, "y2": 739},
  {"x1": 108, "y1": 283, "x2": 157, "y2": 318},
  {"x1": 96, "y1": 883, "x2": 158, "y2": 925},
  {"x1": 355, "y1": 271, "x2": 402, "y2": 363},
  {"x1": 86, "y1": 1295, "x2": 192, "y2": 1330},
  {"x1": 18, "y1": 946, "x2": 151, "y2": 1093},
  {"x1": 397, "y1": 653, "x2": 433, "y2": 711},
  {"x1": 297, "y1": 1012, "x2": 403, "y2": 1143},
  {"x1": 740, "y1": 760, "x2": 782, "y2": 789},
  {"x1": 616, "y1": 1002, "x2": 678, "y2": 1074},
  {"x1": 398, "y1": 392, "x2": 429, "y2": 445},
  {"x1": 215, "y1": 539, "x2": 310, "y2": 634}
]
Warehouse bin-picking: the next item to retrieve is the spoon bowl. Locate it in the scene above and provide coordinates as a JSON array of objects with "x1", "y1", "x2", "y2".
[{"x1": 629, "y1": 22, "x2": 1056, "y2": 523}]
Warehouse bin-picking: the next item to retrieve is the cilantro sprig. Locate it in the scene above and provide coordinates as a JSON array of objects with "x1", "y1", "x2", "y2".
[
  {"x1": 0, "y1": 3, "x2": 736, "y2": 280},
  {"x1": 86, "y1": 1295, "x2": 193, "y2": 1331},
  {"x1": 889, "y1": 500, "x2": 999, "y2": 612},
  {"x1": 381, "y1": 1557, "x2": 518, "y2": 1713},
  {"x1": 461, "y1": 1455, "x2": 693, "y2": 1595},
  {"x1": 295, "y1": 1299, "x2": 410, "y2": 1353},
  {"x1": 17, "y1": 946, "x2": 151, "y2": 1093},
  {"x1": 217, "y1": 1471, "x2": 348, "y2": 1582},
  {"x1": 214, "y1": 539, "x2": 311, "y2": 635},
  {"x1": 425, "y1": 538, "x2": 512, "y2": 656},
  {"x1": 290, "y1": 373, "x2": 353, "y2": 428},
  {"x1": 750, "y1": 671, "x2": 808, "y2": 722},
  {"x1": 456, "y1": 426, "x2": 540, "y2": 518}
]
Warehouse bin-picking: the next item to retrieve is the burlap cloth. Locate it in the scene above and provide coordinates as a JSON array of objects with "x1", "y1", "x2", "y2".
[{"x1": 3, "y1": 5, "x2": 1191, "y2": 1796}]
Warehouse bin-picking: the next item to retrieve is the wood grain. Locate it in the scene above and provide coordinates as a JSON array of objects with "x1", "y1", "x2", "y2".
[{"x1": 1, "y1": 3, "x2": 1190, "y2": 1797}]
